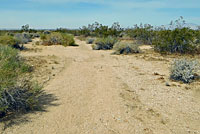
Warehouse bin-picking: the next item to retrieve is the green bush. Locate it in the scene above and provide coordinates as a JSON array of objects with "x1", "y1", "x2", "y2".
[
  {"x1": 93, "y1": 37, "x2": 117, "y2": 50},
  {"x1": 113, "y1": 42, "x2": 141, "y2": 55},
  {"x1": 62, "y1": 34, "x2": 75, "y2": 47},
  {"x1": 0, "y1": 35, "x2": 19, "y2": 47},
  {"x1": 79, "y1": 22, "x2": 123, "y2": 37},
  {"x1": 170, "y1": 59, "x2": 200, "y2": 83},
  {"x1": 153, "y1": 28, "x2": 196, "y2": 54},
  {"x1": 0, "y1": 35, "x2": 27, "y2": 50},
  {"x1": 0, "y1": 45, "x2": 41, "y2": 118},
  {"x1": 40, "y1": 34, "x2": 47, "y2": 40},
  {"x1": 125, "y1": 24, "x2": 154, "y2": 45},
  {"x1": 41, "y1": 32, "x2": 75, "y2": 46},
  {"x1": 0, "y1": 31, "x2": 7, "y2": 36}
]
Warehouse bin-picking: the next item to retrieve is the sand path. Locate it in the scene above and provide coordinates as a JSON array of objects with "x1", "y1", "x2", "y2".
[{"x1": 1, "y1": 38, "x2": 200, "y2": 134}]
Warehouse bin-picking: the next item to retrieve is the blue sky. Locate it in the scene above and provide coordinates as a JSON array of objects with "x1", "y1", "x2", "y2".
[{"x1": 0, "y1": 0, "x2": 200, "y2": 29}]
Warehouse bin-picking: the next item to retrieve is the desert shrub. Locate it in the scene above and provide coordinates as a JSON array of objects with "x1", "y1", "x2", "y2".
[
  {"x1": 21, "y1": 24, "x2": 30, "y2": 32},
  {"x1": 30, "y1": 33, "x2": 40, "y2": 38},
  {"x1": 126, "y1": 24, "x2": 155, "y2": 45},
  {"x1": 0, "y1": 35, "x2": 18, "y2": 46},
  {"x1": 86, "y1": 38, "x2": 95, "y2": 44},
  {"x1": 40, "y1": 34, "x2": 47, "y2": 40},
  {"x1": 79, "y1": 22, "x2": 123, "y2": 37},
  {"x1": 0, "y1": 45, "x2": 41, "y2": 118},
  {"x1": 6, "y1": 32, "x2": 15, "y2": 36},
  {"x1": 35, "y1": 41, "x2": 40, "y2": 46},
  {"x1": 0, "y1": 35, "x2": 22, "y2": 49},
  {"x1": 43, "y1": 31, "x2": 51, "y2": 35},
  {"x1": 170, "y1": 59, "x2": 200, "y2": 83},
  {"x1": 14, "y1": 33, "x2": 32, "y2": 44},
  {"x1": 0, "y1": 31, "x2": 7, "y2": 36},
  {"x1": 41, "y1": 32, "x2": 75, "y2": 46},
  {"x1": 61, "y1": 34, "x2": 75, "y2": 46},
  {"x1": 93, "y1": 37, "x2": 118, "y2": 50},
  {"x1": 113, "y1": 42, "x2": 141, "y2": 55},
  {"x1": 153, "y1": 28, "x2": 196, "y2": 54}
]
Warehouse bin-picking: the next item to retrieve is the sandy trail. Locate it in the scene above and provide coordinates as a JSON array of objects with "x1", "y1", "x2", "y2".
[{"x1": 1, "y1": 38, "x2": 200, "y2": 134}]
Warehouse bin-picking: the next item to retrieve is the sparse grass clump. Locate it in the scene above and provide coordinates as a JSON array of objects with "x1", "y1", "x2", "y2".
[
  {"x1": 41, "y1": 32, "x2": 75, "y2": 47},
  {"x1": 92, "y1": 37, "x2": 117, "y2": 50},
  {"x1": 170, "y1": 59, "x2": 200, "y2": 83},
  {"x1": 0, "y1": 45, "x2": 41, "y2": 118},
  {"x1": 113, "y1": 42, "x2": 141, "y2": 55}
]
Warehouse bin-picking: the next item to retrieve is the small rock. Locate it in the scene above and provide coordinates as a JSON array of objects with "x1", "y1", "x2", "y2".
[
  {"x1": 154, "y1": 72, "x2": 160, "y2": 75},
  {"x1": 166, "y1": 82, "x2": 170, "y2": 86}
]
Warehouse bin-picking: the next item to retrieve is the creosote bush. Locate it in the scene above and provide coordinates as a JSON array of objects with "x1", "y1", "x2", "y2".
[
  {"x1": 0, "y1": 45, "x2": 41, "y2": 118},
  {"x1": 170, "y1": 59, "x2": 200, "y2": 83},
  {"x1": 92, "y1": 36, "x2": 117, "y2": 50},
  {"x1": 125, "y1": 24, "x2": 154, "y2": 45},
  {"x1": 153, "y1": 28, "x2": 196, "y2": 54},
  {"x1": 113, "y1": 42, "x2": 141, "y2": 55},
  {"x1": 41, "y1": 32, "x2": 75, "y2": 47},
  {"x1": 79, "y1": 22, "x2": 123, "y2": 37}
]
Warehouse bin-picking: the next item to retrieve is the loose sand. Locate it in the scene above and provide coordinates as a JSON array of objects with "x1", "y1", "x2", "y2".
[{"x1": 1, "y1": 38, "x2": 200, "y2": 134}]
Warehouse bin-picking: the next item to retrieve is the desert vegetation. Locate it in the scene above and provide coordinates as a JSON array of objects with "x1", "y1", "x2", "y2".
[
  {"x1": 0, "y1": 45, "x2": 41, "y2": 118},
  {"x1": 72, "y1": 17, "x2": 200, "y2": 83},
  {"x1": 86, "y1": 38, "x2": 95, "y2": 44},
  {"x1": 170, "y1": 59, "x2": 200, "y2": 83},
  {"x1": 0, "y1": 24, "x2": 78, "y2": 119},
  {"x1": 41, "y1": 32, "x2": 75, "y2": 46},
  {"x1": 73, "y1": 17, "x2": 200, "y2": 54},
  {"x1": 113, "y1": 42, "x2": 141, "y2": 55},
  {"x1": 0, "y1": 25, "x2": 41, "y2": 50},
  {"x1": 92, "y1": 36, "x2": 117, "y2": 50},
  {"x1": 0, "y1": 16, "x2": 200, "y2": 133},
  {"x1": 0, "y1": 35, "x2": 20, "y2": 49}
]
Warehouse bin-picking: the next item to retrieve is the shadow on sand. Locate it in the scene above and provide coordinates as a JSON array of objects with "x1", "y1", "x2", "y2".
[{"x1": 0, "y1": 90, "x2": 59, "y2": 131}]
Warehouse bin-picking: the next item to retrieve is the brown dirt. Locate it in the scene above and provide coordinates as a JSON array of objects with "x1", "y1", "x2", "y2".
[{"x1": 1, "y1": 38, "x2": 200, "y2": 134}]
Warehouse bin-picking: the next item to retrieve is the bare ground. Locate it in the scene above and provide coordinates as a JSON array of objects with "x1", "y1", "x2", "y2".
[{"x1": 1, "y1": 38, "x2": 200, "y2": 134}]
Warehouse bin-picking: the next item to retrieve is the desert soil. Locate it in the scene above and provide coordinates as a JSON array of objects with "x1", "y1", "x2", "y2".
[{"x1": 1, "y1": 38, "x2": 200, "y2": 134}]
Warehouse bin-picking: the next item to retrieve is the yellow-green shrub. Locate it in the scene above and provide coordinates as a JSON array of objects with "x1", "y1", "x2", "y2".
[
  {"x1": 0, "y1": 45, "x2": 41, "y2": 118},
  {"x1": 41, "y1": 32, "x2": 75, "y2": 46},
  {"x1": 93, "y1": 36, "x2": 117, "y2": 50},
  {"x1": 113, "y1": 42, "x2": 141, "y2": 55},
  {"x1": 0, "y1": 35, "x2": 19, "y2": 47}
]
